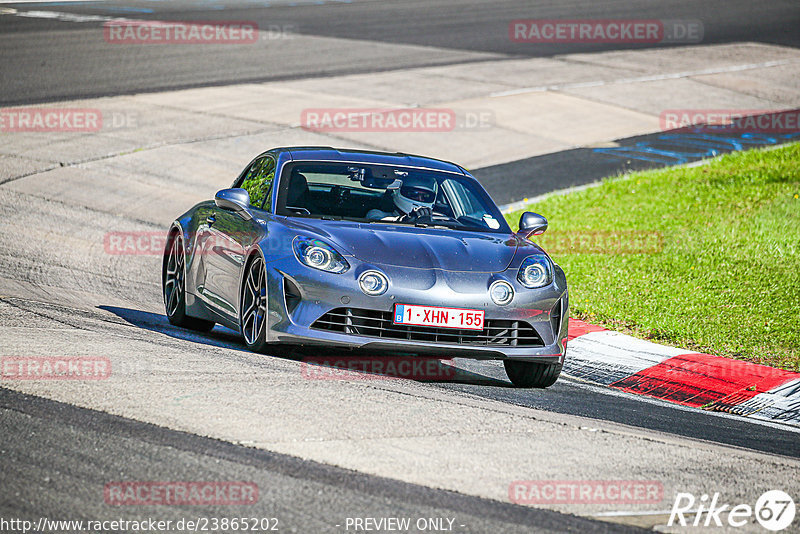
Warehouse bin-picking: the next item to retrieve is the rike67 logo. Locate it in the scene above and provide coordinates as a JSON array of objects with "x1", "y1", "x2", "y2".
[{"x1": 669, "y1": 490, "x2": 795, "y2": 531}]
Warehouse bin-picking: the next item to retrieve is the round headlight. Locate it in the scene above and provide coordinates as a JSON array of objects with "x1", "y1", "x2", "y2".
[
  {"x1": 292, "y1": 237, "x2": 349, "y2": 273},
  {"x1": 489, "y1": 280, "x2": 514, "y2": 306},
  {"x1": 517, "y1": 256, "x2": 552, "y2": 288},
  {"x1": 520, "y1": 263, "x2": 547, "y2": 287},
  {"x1": 359, "y1": 270, "x2": 388, "y2": 296},
  {"x1": 305, "y1": 246, "x2": 333, "y2": 270}
]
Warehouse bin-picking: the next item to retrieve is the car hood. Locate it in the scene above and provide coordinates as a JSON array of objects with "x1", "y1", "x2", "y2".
[{"x1": 296, "y1": 220, "x2": 520, "y2": 272}]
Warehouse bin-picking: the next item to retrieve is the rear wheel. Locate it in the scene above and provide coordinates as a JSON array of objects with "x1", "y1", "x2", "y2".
[
  {"x1": 504, "y1": 360, "x2": 562, "y2": 388},
  {"x1": 163, "y1": 233, "x2": 215, "y2": 332},
  {"x1": 240, "y1": 254, "x2": 268, "y2": 352}
]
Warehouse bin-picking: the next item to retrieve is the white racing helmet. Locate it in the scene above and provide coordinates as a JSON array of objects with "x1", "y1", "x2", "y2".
[{"x1": 392, "y1": 175, "x2": 438, "y2": 214}]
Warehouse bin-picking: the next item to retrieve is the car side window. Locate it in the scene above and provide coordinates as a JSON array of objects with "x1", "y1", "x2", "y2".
[
  {"x1": 442, "y1": 179, "x2": 501, "y2": 229},
  {"x1": 442, "y1": 179, "x2": 479, "y2": 216},
  {"x1": 241, "y1": 156, "x2": 276, "y2": 210}
]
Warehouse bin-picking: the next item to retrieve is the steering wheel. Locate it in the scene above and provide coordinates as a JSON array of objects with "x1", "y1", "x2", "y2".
[{"x1": 399, "y1": 206, "x2": 433, "y2": 223}]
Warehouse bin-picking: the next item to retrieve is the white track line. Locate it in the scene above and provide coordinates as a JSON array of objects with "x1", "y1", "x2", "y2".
[
  {"x1": 490, "y1": 58, "x2": 800, "y2": 97},
  {"x1": 3, "y1": 9, "x2": 130, "y2": 22},
  {"x1": 0, "y1": 1, "x2": 101, "y2": 3},
  {"x1": 593, "y1": 509, "x2": 695, "y2": 517}
]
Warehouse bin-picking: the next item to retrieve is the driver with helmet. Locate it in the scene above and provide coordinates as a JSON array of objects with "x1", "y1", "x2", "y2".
[{"x1": 366, "y1": 175, "x2": 438, "y2": 222}]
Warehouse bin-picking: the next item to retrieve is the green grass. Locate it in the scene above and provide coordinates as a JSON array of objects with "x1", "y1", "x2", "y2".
[{"x1": 505, "y1": 143, "x2": 800, "y2": 371}]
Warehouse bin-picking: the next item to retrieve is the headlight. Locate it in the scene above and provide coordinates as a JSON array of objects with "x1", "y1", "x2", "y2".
[
  {"x1": 517, "y1": 256, "x2": 553, "y2": 288},
  {"x1": 490, "y1": 280, "x2": 514, "y2": 306},
  {"x1": 293, "y1": 237, "x2": 349, "y2": 273},
  {"x1": 359, "y1": 270, "x2": 388, "y2": 296}
]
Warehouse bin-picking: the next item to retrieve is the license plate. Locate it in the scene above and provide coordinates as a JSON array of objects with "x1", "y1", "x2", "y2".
[{"x1": 393, "y1": 304, "x2": 485, "y2": 330}]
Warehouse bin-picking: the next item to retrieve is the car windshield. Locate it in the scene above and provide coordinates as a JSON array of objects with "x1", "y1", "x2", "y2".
[{"x1": 276, "y1": 162, "x2": 510, "y2": 233}]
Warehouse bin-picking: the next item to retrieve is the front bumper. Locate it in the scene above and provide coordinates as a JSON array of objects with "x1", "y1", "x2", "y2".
[{"x1": 264, "y1": 255, "x2": 569, "y2": 363}]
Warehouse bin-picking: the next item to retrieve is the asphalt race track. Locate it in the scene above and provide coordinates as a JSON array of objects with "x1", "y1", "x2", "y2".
[
  {"x1": 1, "y1": 1, "x2": 800, "y2": 533},
  {"x1": 1, "y1": 388, "x2": 625, "y2": 534},
  {"x1": 1, "y1": 0, "x2": 799, "y2": 104},
  {"x1": 474, "y1": 128, "x2": 800, "y2": 206}
]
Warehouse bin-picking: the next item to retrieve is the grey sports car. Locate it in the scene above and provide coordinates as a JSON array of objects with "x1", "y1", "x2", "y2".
[{"x1": 162, "y1": 147, "x2": 568, "y2": 387}]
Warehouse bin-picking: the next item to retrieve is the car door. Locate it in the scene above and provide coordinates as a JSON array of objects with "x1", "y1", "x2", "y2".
[{"x1": 199, "y1": 155, "x2": 276, "y2": 323}]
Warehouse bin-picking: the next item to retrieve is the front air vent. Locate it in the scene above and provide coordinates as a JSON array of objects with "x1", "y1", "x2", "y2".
[
  {"x1": 312, "y1": 308, "x2": 544, "y2": 347},
  {"x1": 283, "y1": 277, "x2": 302, "y2": 315},
  {"x1": 551, "y1": 299, "x2": 563, "y2": 339}
]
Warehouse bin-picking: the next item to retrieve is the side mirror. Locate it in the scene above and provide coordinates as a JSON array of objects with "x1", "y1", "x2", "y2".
[
  {"x1": 517, "y1": 211, "x2": 548, "y2": 239},
  {"x1": 214, "y1": 188, "x2": 253, "y2": 220}
]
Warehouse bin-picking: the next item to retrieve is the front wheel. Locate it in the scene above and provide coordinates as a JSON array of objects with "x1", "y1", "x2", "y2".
[
  {"x1": 163, "y1": 233, "x2": 215, "y2": 332},
  {"x1": 240, "y1": 254, "x2": 268, "y2": 352},
  {"x1": 504, "y1": 360, "x2": 562, "y2": 388}
]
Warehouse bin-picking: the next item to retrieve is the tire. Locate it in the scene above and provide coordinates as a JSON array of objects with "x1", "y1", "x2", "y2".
[
  {"x1": 240, "y1": 253, "x2": 269, "y2": 352},
  {"x1": 163, "y1": 232, "x2": 215, "y2": 332},
  {"x1": 504, "y1": 360, "x2": 562, "y2": 388}
]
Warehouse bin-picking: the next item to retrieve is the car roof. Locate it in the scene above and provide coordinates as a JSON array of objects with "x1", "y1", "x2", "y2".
[{"x1": 267, "y1": 147, "x2": 468, "y2": 175}]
